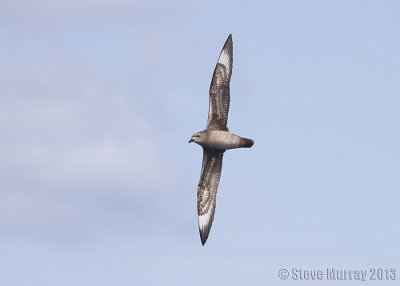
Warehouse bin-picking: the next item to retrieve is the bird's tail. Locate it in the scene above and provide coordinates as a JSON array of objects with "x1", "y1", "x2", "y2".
[{"x1": 239, "y1": 137, "x2": 254, "y2": 148}]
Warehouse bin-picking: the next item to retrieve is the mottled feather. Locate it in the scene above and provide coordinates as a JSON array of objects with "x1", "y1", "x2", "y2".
[
  {"x1": 197, "y1": 149, "x2": 224, "y2": 245},
  {"x1": 206, "y1": 34, "x2": 233, "y2": 131}
]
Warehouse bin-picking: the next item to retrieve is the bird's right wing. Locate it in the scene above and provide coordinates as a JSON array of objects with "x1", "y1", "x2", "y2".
[
  {"x1": 206, "y1": 34, "x2": 233, "y2": 131},
  {"x1": 197, "y1": 149, "x2": 224, "y2": 245}
]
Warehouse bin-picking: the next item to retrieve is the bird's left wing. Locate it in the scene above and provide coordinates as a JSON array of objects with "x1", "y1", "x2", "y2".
[
  {"x1": 197, "y1": 149, "x2": 224, "y2": 245},
  {"x1": 206, "y1": 34, "x2": 233, "y2": 131}
]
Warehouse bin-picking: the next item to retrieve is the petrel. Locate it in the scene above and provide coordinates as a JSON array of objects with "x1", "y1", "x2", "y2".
[{"x1": 189, "y1": 34, "x2": 254, "y2": 245}]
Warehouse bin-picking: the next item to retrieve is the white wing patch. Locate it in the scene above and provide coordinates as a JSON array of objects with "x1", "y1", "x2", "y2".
[
  {"x1": 218, "y1": 49, "x2": 231, "y2": 77},
  {"x1": 198, "y1": 208, "x2": 213, "y2": 232},
  {"x1": 218, "y1": 49, "x2": 230, "y2": 66}
]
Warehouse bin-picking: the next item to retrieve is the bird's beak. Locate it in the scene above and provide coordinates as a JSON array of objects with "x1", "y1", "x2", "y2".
[{"x1": 188, "y1": 138, "x2": 194, "y2": 143}]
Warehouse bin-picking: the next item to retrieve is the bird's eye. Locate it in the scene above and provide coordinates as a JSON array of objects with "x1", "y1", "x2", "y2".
[{"x1": 196, "y1": 135, "x2": 200, "y2": 137}]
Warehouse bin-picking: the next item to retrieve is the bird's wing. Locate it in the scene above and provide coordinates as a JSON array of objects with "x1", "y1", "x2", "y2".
[
  {"x1": 206, "y1": 34, "x2": 233, "y2": 131},
  {"x1": 197, "y1": 149, "x2": 224, "y2": 245}
]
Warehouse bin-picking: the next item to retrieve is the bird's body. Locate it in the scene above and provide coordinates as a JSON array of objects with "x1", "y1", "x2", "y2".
[
  {"x1": 189, "y1": 34, "x2": 254, "y2": 245},
  {"x1": 190, "y1": 130, "x2": 253, "y2": 151}
]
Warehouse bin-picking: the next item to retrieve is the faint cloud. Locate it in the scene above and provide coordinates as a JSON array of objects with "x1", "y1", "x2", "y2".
[
  {"x1": 0, "y1": 38, "x2": 179, "y2": 240},
  {"x1": 0, "y1": 0, "x2": 192, "y2": 29}
]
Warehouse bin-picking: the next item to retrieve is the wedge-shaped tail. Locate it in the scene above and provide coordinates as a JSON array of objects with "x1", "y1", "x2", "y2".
[{"x1": 240, "y1": 137, "x2": 254, "y2": 148}]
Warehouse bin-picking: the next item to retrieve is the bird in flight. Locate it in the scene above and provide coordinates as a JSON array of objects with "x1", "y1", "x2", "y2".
[{"x1": 189, "y1": 34, "x2": 254, "y2": 245}]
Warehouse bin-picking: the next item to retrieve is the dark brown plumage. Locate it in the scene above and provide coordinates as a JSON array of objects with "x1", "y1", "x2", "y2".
[{"x1": 189, "y1": 34, "x2": 254, "y2": 245}]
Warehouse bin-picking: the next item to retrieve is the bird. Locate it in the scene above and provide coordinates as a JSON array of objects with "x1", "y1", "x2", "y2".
[{"x1": 189, "y1": 34, "x2": 254, "y2": 245}]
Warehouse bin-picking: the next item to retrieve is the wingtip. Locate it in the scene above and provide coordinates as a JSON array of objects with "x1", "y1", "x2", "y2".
[
  {"x1": 199, "y1": 224, "x2": 211, "y2": 245},
  {"x1": 200, "y1": 231, "x2": 208, "y2": 245},
  {"x1": 217, "y1": 34, "x2": 233, "y2": 68},
  {"x1": 222, "y1": 34, "x2": 232, "y2": 47},
  {"x1": 226, "y1": 34, "x2": 232, "y2": 44}
]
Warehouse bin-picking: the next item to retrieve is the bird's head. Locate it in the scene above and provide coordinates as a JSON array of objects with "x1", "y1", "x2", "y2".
[{"x1": 189, "y1": 132, "x2": 202, "y2": 144}]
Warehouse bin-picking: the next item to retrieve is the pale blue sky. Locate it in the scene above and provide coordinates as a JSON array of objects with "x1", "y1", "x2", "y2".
[{"x1": 1, "y1": 1, "x2": 399, "y2": 285}]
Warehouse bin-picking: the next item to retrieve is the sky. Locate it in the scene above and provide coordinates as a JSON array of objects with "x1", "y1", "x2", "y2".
[{"x1": 1, "y1": 1, "x2": 399, "y2": 285}]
